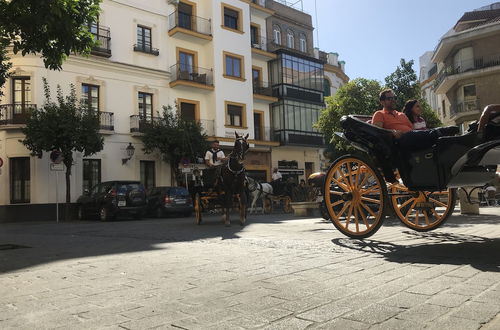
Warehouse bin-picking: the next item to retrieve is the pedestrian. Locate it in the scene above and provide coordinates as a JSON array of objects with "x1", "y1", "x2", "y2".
[{"x1": 402, "y1": 99, "x2": 427, "y2": 130}]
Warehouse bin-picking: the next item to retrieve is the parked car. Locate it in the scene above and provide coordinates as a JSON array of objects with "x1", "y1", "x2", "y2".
[
  {"x1": 76, "y1": 181, "x2": 147, "y2": 221},
  {"x1": 146, "y1": 186, "x2": 193, "y2": 218}
]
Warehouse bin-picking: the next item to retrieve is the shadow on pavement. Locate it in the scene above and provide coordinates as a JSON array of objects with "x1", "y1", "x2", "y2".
[
  {"x1": 332, "y1": 230, "x2": 500, "y2": 272},
  {"x1": 0, "y1": 213, "x2": 295, "y2": 274}
]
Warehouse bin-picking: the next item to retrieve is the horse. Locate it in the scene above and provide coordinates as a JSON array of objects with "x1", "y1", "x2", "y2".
[
  {"x1": 218, "y1": 132, "x2": 250, "y2": 226},
  {"x1": 246, "y1": 177, "x2": 273, "y2": 214}
]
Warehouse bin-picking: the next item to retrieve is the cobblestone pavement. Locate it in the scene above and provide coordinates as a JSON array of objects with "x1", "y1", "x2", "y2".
[{"x1": 1, "y1": 207, "x2": 500, "y2": 330}]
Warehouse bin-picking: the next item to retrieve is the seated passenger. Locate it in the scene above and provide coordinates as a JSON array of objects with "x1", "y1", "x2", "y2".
[
  {"x1": 371, "y1": 89, "x2": 458, "y2": 150},
  {"x1": 478, "y1": 104, "x2": 500, "y2": 140},
  {"x1": 204, "y1": 140, "x2": 227, "y2": 188},
  {"x1": 402, "y1": 99, "x2": 427, "y2": 130}
]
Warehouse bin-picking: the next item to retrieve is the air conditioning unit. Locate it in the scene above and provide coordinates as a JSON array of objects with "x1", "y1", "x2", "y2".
[{"x1": 168, "y1": 0, "x2": 179, "y2": 5}]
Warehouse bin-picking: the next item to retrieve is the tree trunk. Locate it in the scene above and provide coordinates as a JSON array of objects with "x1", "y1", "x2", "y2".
[
  {"x1": 171, "y1": 160, "x2": 177, "y2": 186},
  {"x1": 64, "y1": 156, "x2": 73, "y2": 221}
]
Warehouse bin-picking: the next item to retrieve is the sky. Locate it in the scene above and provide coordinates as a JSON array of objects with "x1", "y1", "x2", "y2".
[{"x1": 298, "y1": 0, "x2": 496, "y2": 82}]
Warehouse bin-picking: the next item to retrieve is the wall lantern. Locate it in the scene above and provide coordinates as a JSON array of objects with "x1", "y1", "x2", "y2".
[{"x1": 122, "y1": 143, "x2": 135, "y2": 165}]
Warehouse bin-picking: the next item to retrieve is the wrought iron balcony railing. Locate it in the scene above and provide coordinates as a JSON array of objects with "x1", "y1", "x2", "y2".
[
  {"x1": 167, "y1": 10, "x2": 211, "y2": 36},
  {"x1": 169, "y1": 64, "x2": 213, "y2": 86},
  {"x1": 90, "y1": 23, "x2": 111, "y2": 57},
  {"x1": 250, "y1": 36, "x2": 273, "y2": 53},
  {"x1": 253, "y1": 126, "x2": 274, "y2": 141},
  {"x1": 99, "y1": 111, "x2": 114, "y2": 131},
  {"x1": 133, "y1": 44, "x2": 159, "y2": 56},
  {"x1": 253, "y1": 81, "x2": 274, "y2": 97},
  {"x1": 130, "y1": 115, "x2": 160, "y2": 133},
  {"x1": 0, "y1": 104, "x2": 36, "y2": 125},
  {"x1": 435, "y1": 54, "x2": 500, "y2": 88},
  {"x1": 450, "y1": 99, "x2": 481, "y2": 118}
]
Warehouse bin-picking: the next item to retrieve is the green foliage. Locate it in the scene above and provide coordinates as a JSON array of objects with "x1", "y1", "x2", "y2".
[
  {"x1": 140, "y1": 106, "x2": 209, "y2": 182},
  {"x1": 316, "y1": 78, "x2": 382, "y2": 153},
  {"x1": 0, "y1": 0, "x2": 101, "y2": 93},
  {"x1": 385, "y1": 58, "x2": 442, "y2": 127},
  {"x1": 22, "y1": 78, "x2": 104, "y2": 211}
]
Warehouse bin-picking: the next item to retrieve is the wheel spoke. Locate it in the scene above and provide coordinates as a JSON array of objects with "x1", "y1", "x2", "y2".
[
  {"x1": 357, "y1": 204, "x2": 369, "y2": 228},
  {"x1": 329, "y1": 190, "x2": 344, "y2": 196},
  {"x1": 360, "y1": 186, "x2": 380, "y2": 196},
  {"x1": 353, "y1": 205, "x2": 360, "y2": 232},
  {"x1": 423, "y1": 210, "x2": 431, "y2": 225},
  {"x1": 414, "y1": 210, "x2": 420, "y2": 225},
  {"x1": 360, "y1": 201, "x2": 377, "y2": 219},
  {"x1": 335, "y1": 168, "x2": 350, "y2": 187},
  {"x1": 331, "y1": 199, "x2": 344, "y2": 207},
  {"x1": 405, "y1": 200, "x2": 417, "y2": 218},
  {"x1": 429, "y1": 197, "x2": 447, "y2": 208},
  {"x1": 336, "y1": 201, "x2": 351, "y2": 218},
  {"x1": 399, "y1": 197, "x2": 415, "y2": 209},
  {"x1": 345, "y1": 203, "x2": 354, "y2": 229},
  {"x1": 360, "y1": 196, "x2": 381, "y2": 204},
  {"x1": 331, "y1": 176, "x2": 349, "y2": 191}
]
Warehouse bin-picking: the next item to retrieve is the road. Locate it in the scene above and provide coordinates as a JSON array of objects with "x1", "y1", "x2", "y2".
[{"x1": 1, "y1": 207, "x2": 500, "y2": 329}]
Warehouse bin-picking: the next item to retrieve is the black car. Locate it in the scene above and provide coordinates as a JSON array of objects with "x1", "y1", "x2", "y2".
[
  {"x1": 146, "y1": 186, "x2": 193, "y2": 218},
  {"x1": 77, "y1": 181, "x2": 147, "y2": 221}
]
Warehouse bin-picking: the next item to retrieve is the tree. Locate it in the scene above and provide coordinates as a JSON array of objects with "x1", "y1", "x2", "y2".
[
  {"x1": 316, "y1": 78, "x2": 382, "y2": 158},
  {"x1": 140, "y1": 106, "x2": 209, "y2": 185},
  {"x1": 0, "y1": 0, "x2": 101, "y2": 96},
  {"x1": 22, "y1": 79, "x2": 104, "y2": 220},
  {"x1": 385, "y1": 58, "x2": 442, "y2": 128}
]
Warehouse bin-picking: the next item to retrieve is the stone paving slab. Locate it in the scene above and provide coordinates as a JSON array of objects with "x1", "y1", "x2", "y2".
[{"x1": 1, "y1": 207, "x2": 500, "y2": 329}]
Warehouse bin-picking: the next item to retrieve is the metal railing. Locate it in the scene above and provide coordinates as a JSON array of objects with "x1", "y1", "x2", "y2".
[
  {"x1": 450, "y1": 99, "x2": 481, "y2": 118},
  {"x1": 251, "y1": 0, "x2": 267, "y2": 7},
  {"x1": 253, "y1": 81, "x2": 274, "y2": 97},
  {"x1": 99, "y1": 112, "x2": 114, "y2": 131},
  {"x1": 0, "y1": 104, "x2": 36, "y2": 125},
  {"x1": 169, "y1": 64, "x2": 213, "y2": 86},
  {"x1": 253, "y1": 126, "x2": 273, "y2": 141},
  {"x1": 167, "y1": 10, "x2": 211, "y2": 36},
  {"x1": 130, "y1": 115, "x2": 160, "y2": 133},
  {"x1": 90, "y1": 23, "x2": 111, "y2": 57},
  {"x1": 269, "y1": 40, "x2": 309, "y2": 55},
  {"x1": 199, "y1": 119, "x2": 214, "y2": 136},
  {"x1": 435, "y1": 54, "x2": 500, "y2": 88},
  {"x1": 251, "y1": 36, "x2": 273, "y2": 53},
  {"x1": 133, "y1": 44, "x2": 159, "y2": 56},
  {"x1": 428, "y1": 64, "x2": 437, "y2": 77}
]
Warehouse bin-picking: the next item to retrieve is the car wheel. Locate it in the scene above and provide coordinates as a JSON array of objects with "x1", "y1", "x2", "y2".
[
  {"x1": 99, "y1": 206, "x2": 109, "y2": 222},
  {"x1": 155, "y1": 207, "x2": 164, "y2": 218},
  {"x1": 77, "y1": 205, "x2": 86, "y2": 220}
]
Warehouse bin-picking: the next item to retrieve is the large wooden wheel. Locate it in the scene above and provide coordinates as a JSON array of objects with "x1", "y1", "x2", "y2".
[
  {"x1": 389, "y1": 183, "x2": 456, "y2": 231},
  {"x1": 282, "y1": 196, "x2": 293, "y2": 213},
  {"x1": 323, "y1": 155, "x2": 387, "y2": 238},
  {"x1": 194, "y1": 193, "x2": 202, "y2": 225}
]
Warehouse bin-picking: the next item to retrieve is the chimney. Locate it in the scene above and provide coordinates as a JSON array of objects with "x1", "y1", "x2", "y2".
[
  {"x1": 339, "y1": 60, "x2": 345, "y2": 72},
  {"x1": 328, "y1": 52, "x2": 339, "y2": 66}
]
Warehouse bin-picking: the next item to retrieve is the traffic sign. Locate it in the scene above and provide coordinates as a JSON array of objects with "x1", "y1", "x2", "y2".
[
  {"x1": 50, "y1": 150, "x2": 63, "y2": 164},
  {"x1": 50, "y1": 163, "x2": 64, "y2": 171}
]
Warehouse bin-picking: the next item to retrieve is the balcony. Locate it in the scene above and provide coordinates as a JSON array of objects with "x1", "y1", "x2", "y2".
[
  {"x1": 169, "y1": 64, "x2": 214, "y2": 91},
  {"x1": 269, "y1": 41, "x2": 309, "y2": 55},
  {"x1": 167, "y1": 11, "x2": 212, "y2": 41},
  {"x1": 253, "y1": 81, "x2": 278, "y2": 102},
  {"x1": 434, "y1": 54, "x2": 500, "y2": 92},
  {"x1": 90, "y1": 23, "x2": 111, "y2": 58},
  {"x1": 0, "y1": 104, "x2": 36, "y2": 126},
  {"x1": 253, "y1": 126, "x2": 278, "y2": 145},
  {"x1": 450, "y1": 99, "x2": 481, "y2": 119},
  {"x1": 133, "y1": 44, "x2": 159, "y2": 56},
  {"x1": 251, "y1": 36, "x2": 277, "y2": 59},
  {"x1": 130, "y1": 115, "x2": 160, "y2": 133},
  {"x1": 99, "y1": 111, "x2": 114, "y2": 132}
]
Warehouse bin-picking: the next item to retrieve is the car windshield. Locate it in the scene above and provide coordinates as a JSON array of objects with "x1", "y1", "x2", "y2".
[
  {"x1": 117, "y1": 183, "x2": 143, "y2": 194},
  {"x1": 166, "y1": 187, "x2": 189, "y2": 197}
]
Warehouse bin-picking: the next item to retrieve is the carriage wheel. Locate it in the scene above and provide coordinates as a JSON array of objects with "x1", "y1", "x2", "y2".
[
  {"x1": 323, "y1": 155, "x2": 387, "y2": 238},
  {"x1": 283, "y1": 196, "x2": 293, "y2": 213},
  {"x1": 263, "y1": 198, "x2": 272, "y2": 213},
  {"x1": 390, "y1": 183, "x2": 456, "y2": 231},
  {"x1": 194, "y1": 193, "x2": 202, "y2": 225}
]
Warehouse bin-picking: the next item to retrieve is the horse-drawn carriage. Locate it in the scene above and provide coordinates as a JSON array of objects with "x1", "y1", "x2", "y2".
[
  {"x1": 322, "y1": 112, "x2": 500, "y2": 238},
  {"x1": 246, "y1": 177, "x2": 294, "y2": 214},
  {"x1": 193, "y1": 133, "x2": 249, "y2": 226}
]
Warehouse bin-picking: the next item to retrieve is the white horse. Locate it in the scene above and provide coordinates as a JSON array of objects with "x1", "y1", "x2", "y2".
[{"x1": 247, "y1": 177, "x2": 273, "y2": 214}]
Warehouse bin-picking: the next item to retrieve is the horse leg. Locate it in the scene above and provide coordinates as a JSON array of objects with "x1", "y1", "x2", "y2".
[
  {"x1": 239, "y1": 191, "x2": 247, "y2": 226},
  {"x1": 224, "y1": 193, "x2": 231, "y2": 226},
  {"x1": 250, "y1": 191, "x2": 258, "y2": 214}
]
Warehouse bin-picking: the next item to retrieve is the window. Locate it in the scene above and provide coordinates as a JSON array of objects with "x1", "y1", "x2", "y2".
[
  {"x1": 178, "y1": 1, "x2": 194, "y2": 30},
  {"x1": 299, "y1": 34, "x2": 306, "y2": 52},
  {"x1": 463, "y1": 84, "x2": 476, "y2": 98},
  {"x1": 138, "y1": 92, "x2": 153, "y2": 118},
  {"x1": 224, "y1": 52, "x2": 244, "y2": 79},
  {"x1": 82, "y1": 84, "x2": 99, "y2": 111},
  {"x1": 323, "y1": 78, "x2": 331, "y2": 97},
  {"x1": 442, "y1": 100, "x2": 446, "y2": 118},
  {"x1": 178, "y1": 49, "x2": 196, "y2": 74},
  {"x1": 223, "y1": 5, "x2": 240, "y2": 31},
  {"x1": 12, "y1": 77, "x2": 31, "y2": 106},
  {"x1": 136, "y1": 26, "x2": 152, "y2": 51},
  {"x1": 250, "y1": 25, "x2": 259, "y2": 45},
  {"x1": 225, "y1": 102, "x2": 246, "y2": 127},
  {"x1": 252, "y1": 67, "x2": 261, "y2": 85},
  {"x1": 254, "y1": 112, "x2": 263, "y2": 140},
  {"x1": 83, "y1": 159, "x2": 101, "y2": 193},
  {"x1": 179, "y1": 100, "x2": 198, "y2": 121},
  {"x1": 10, "y1": 157, "x2": 30, "y2": 204},
  {"x1": 140, "y1": 161, "x2": 156, "y2": 190},
  {"x1": 287, "y1": 30, "x2": 294, "y2": 49},
  {"x1": 273, "y1": 25, "x2": 281, "y2": 45}
]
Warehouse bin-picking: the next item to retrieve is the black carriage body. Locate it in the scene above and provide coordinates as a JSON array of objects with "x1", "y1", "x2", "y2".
[{"x1": 339, "y1": 115, "x2": 499, "y2": 191}]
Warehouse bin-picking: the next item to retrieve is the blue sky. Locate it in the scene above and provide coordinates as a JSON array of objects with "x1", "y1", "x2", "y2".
[{"x1": 300, "y1": 0, "x2": 495, "y2": 82}]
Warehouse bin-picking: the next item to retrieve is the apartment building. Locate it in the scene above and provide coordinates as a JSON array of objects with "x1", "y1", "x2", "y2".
[
  {"x1": 419, "y1": 51, "x2": 439, "y2": 114},
  {"x1": 0, "y1": 0, "x2": 347, "y2": 219},
  {"x1": 433, "y1": 3, "x2": 500, "y2": 132}
]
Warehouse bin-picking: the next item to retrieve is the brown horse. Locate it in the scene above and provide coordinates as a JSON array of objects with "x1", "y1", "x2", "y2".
[{"x1": 219, "y1": 132, "x2": 249, "y2": 226}]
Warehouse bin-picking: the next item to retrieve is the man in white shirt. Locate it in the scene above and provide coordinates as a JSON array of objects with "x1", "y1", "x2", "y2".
[
  {"x1": 204, "y1": 140, "x2": 227, "y2": 189},
  {"x1": 271, "y1": 167, "x2": 283, "y2": 194},
  {"x1": 272, "y1": 167, "x2": 282, "y2": 181}
]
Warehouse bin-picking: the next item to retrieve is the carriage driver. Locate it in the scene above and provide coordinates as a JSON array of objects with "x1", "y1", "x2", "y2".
[{"x1": 204, "y1": 140, "x2": 227, "y2": 188}]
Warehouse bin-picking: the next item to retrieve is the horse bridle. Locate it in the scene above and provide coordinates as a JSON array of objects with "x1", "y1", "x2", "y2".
[{"x1": 227, "y1": 137, "x2": 248, "y2": 175}]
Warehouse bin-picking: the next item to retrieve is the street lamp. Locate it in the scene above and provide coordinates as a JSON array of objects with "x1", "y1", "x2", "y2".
[{"x1": 122, "y1": 143, "x2": 135, "y2": 165}]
